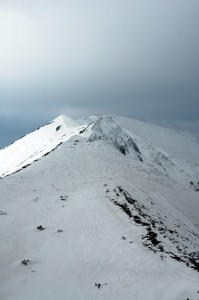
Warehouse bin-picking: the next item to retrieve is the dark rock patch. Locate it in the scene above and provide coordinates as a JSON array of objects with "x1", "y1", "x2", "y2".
[
  {"x1": 21, "y1": 259, "x2": 29, "y2": 265},
  {"x1": 0, "y1": 210, "x2": 7, "y2": 215},
  {"x1": 37, "y1": 225, "x2": 45, "y2": 231},
  {"x1": 108, "y1": 185, "x2": 199, "y2": 273},
  {"x1": 56, "y1": 125, "x2": 61, "y2": 131}
]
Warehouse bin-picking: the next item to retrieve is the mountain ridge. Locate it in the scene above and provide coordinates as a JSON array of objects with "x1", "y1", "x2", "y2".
[
  {"x1": 0, "y1": 114, "x2": 198, "y2": 189},
  {"x1": 0, "y1": 114, "x2": 199, "y2": 299}
]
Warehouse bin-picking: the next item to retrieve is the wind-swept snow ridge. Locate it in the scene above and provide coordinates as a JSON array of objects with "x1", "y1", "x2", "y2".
[
  {"x1": 0, "y1": 115, "x2": 86, "y2": 177},
  {"x1": 88, "y1": 116, "x2": 199, "y2": 187},
  {"x1": 89, "y1": 116, "x2": 143, "y2": 161},
  {"x1": 113, "y1": 115, "x2": 199, "y2": 164},
  {"x1": 0, "y1": 114, "x2": 199, "y2": 187}
]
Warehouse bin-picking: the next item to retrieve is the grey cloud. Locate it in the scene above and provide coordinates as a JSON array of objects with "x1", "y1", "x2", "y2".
[{"x1": 0, "y1": 0, "x2": 199, "y2": 148}]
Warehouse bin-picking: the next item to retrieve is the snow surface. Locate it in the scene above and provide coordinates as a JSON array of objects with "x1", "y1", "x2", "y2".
[
  {"x1": 0, "y1": 115, "x2": 86, "y2": 177},
  {"x1": 113, "y1": 115, "x2": 199, "y2": 164},
  {"x1": 0, "y1": 115, "x2": 199, "y2": 300}
]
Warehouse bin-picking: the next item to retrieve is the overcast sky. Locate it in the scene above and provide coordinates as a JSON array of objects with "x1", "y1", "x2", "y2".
[{"x1": 0, "y1": 0, "x2": 199, "y2": 148}]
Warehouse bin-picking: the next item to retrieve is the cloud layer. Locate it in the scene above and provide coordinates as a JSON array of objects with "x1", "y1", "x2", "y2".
[{"x1": 0, "y1": 0, "x2": 199, "y2": 147}]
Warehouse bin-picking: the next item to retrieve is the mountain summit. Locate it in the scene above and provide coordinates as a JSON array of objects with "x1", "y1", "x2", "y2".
[{"x1": 0, "y1": 115, "x2": 199, "y2": 300}]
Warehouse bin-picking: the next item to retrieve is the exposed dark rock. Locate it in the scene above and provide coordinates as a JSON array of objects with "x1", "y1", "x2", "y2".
[
  {"x1": 56, "y1": 125, "x2": 61, "y2": 131},
  {"x1": 112, "y1": 200, "x2": 132, "y2": 218},
  {"x1": 21, "y1": 259, "x2": 29, "y2": 265},
  {"x1": 118, "y1": 145, "x2": 126, "y2": 155},
  {"x1": 37, "y1": 225, "x2": 45, "y2": 231},
  {"x1": 0, "y1": 211, "x2": 7, "y2": 215},
  {"x1": 109, "y1": 185, "x2": 199, "y2": 273},
  {"x1": 143, "y1": 228, "x2": 161, "y2": 247},
  {"x1": 60, "y1": 195, "x2": 68, "y2": 201}
]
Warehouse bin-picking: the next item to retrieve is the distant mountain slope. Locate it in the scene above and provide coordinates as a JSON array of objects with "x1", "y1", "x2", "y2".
[
  {"x1": 113, "y1": 115, "x2": 199, "y2": 164},
  {"x1": 1, "y1": 114, "x2": 199, "y2": 181}
]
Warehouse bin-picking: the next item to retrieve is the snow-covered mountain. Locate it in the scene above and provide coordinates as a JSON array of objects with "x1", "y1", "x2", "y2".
[{"x1": 0, "y1": 115, "x2": 199, "y2": 300}]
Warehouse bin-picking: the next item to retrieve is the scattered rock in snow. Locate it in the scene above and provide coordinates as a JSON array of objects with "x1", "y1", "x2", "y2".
[
  {"x1": 21, "y1": 259, "x2": 29, "y2": 266},
  {"x1": 108, "y1": 185, "x2": 199, "y2": 273},
  {"x1": 95, "y1": 283, "x2": 102, "y2": 289},
  {"x1": 56, "y1": 125, "x2": 61, "y2": 131},
  {"x1": 0, "y1": 210, "x2": 7, "y2": 215},
  {"x1": 37, "y1": 225, "x2": 45, "y2": 231},
  {"x1": 190, "y1": 180, "x2": 199, "y2": 192},
  {"x1": 60, "y1": 195, "x2": 68, "y2": 201}
]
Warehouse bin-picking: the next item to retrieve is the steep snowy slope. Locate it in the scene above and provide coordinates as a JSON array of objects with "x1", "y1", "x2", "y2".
[
  {"x1": 113, "y1": 115, "x2": 199, "y2": 164},
  {"x1": 0, "y1": 115, "x2": 91, "y2": 177},
  {"x1": 1, "y1": 114, "x2": 199, "y2": 189},
  {"x1": 87, "y1": 116, "x2": 199, "y2": 189},
  {"x1": 0, "y1": 115, "x2": 199, "y2": 300}
]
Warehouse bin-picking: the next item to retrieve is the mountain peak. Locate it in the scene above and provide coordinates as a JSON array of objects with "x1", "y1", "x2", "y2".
[
  {"x1": 52, "y1": 114, "x2": 79, "y2": 128},
  {"x1": 0, "y1": 114, "x2": 199, "y2": 181},
  {"x1": 90, "y1": 115, "x2": 143, "y2": 160}
]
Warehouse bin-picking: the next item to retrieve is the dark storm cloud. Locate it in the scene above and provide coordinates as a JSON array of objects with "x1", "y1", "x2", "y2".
[{"x1": 0, "y1": 0, "x2": 199, "y2": 147}]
